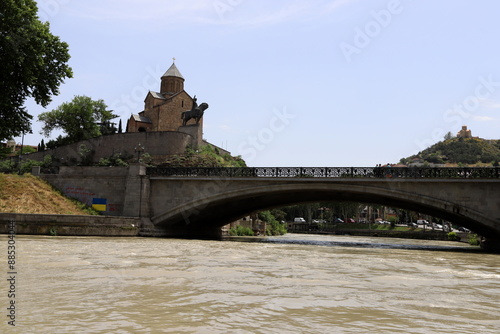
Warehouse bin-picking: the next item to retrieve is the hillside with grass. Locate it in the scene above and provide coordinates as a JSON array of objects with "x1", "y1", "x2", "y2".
[
  {"x1": 160, "y1": 144, "x2": 247, "y2": 167},
  {"x1": 0, "y1": 173, "x2": 97, "y2": 215},
  {"x1": 400, "y1": 137, "x2": 500, "y2": 166}
]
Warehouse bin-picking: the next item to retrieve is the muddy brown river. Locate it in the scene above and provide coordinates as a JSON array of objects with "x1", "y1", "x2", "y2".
[{"x1": 2, "y1": 234, "x2": 499, "y2": 333}]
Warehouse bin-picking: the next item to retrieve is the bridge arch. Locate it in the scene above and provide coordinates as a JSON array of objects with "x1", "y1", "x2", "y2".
[{"x1": 150, "y1": 180, "x2": 497, "y2": 240}]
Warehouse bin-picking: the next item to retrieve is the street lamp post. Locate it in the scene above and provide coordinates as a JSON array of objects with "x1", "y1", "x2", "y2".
[
  {"x1": 134, "y1": 143, "x2": 145, "y2": 217},
  {"x1": 17, "y1": 132, "x2": 25, "y2": 174},
  {"x1": 134, "y1": 143, "x2": 144, "y2": 162}
]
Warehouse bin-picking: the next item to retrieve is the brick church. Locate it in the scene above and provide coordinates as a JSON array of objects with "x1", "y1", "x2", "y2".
[
  {"x1": 23, "y1": 61, "x2": 229, "y2": 168},
  {"x1": 126, "y1": 61, "x2": 202, "y2": 135}
]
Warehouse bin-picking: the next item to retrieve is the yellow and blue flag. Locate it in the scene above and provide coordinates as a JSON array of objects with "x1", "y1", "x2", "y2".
[{"x1": 92, "y1": 198, "x2": 107, "y2": 212}]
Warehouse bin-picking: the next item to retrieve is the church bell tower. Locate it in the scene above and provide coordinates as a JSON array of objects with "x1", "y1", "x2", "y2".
[{"x1": 160, "y1": 61, "x2": 184, "y2": 95}]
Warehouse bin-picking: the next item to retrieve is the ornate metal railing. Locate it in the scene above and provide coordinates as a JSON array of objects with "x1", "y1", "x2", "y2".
[{"x1": 146, "y1": 167, "x2": 500, "y2": 179}]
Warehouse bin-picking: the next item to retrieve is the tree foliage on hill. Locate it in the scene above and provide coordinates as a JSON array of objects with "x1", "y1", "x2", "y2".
[
  {"x1": 162, "y1": 144, "x2": 246, "y2": 167},
  {"x1": 38, "y1": 95, "x2": 117, "y2": 148},
  {"x1": 400, "y1": 137, "x2": 500, "y2": 166},
  {"x1": 0, "y1": 0, "x2": 72, "y2": 141}
]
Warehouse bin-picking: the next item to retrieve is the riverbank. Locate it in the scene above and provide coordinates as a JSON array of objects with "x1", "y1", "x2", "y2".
[
  {"x1": 0, "y1": 211, "x2": 470, "y2": 241},
  {"x1": 0, "y1": 213, "x2": 140, "y2": 237},
  {"x1": 288, "y1": 223, "x2": 473, "y2": 243},
  {"x1": 0, "y1": 173, "x2": 142, "y2": 236}
]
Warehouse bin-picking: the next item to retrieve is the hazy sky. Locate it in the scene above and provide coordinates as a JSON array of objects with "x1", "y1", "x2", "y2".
[{"x1": 20, "y1": 0, "x2": 500, "y2": 166}]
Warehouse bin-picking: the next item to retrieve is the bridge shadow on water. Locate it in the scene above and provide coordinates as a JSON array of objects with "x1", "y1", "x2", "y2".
[{"x1": 221, "y1": 236, "x2": 487, "y2": 253}]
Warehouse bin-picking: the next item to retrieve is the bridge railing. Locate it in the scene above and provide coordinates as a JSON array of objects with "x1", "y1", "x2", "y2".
[{"x1": 146, "y1": 167, "x2": 500, "y2": 179}]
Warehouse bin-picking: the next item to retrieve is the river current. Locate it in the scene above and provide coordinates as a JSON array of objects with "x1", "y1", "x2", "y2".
[{"x1": 2, "y1": 234, "x2": 499, "y2": 333}]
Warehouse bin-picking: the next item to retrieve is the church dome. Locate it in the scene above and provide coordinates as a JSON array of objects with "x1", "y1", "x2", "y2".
[
  {"x1": 160, "y1": 61, "x2": 185, "y2": 94},
  {"x1": 161, "y1": 62, "x2": 184, "y2": 79}
]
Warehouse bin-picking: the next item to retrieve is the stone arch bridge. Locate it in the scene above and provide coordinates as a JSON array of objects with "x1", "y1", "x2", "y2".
[
  {"x1": 144, "y1": 167, "x2": 500, "y2": 247},
  {"x1": 40, "y1": 166, "x2": 500, "y2": 250}
]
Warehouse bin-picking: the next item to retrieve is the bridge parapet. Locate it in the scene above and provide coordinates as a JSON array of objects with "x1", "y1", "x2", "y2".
[{"x1": 147, "y1": 166, "x2": 500, "y2": 179}]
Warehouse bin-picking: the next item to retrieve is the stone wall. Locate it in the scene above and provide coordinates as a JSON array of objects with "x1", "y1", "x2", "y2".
[
  {"x1": 178, "y1": 125, "x2": 202, "y2": 148},
  {"x1": 38, "y1": 165, "x2": 148, "y2": 217},
  {"x1": 0, "y1": 213, "x2": 141, "y2": 236},
  {"x1": 24, "y1": 131, "x2": 194, "y2": 165}
]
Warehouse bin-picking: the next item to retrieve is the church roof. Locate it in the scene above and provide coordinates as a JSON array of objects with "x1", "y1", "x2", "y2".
[
  {"x1": 162, "y1": 62, "x2": 184, "y2": 79},
  {"x1": 131, "y1": 114, "x2": 152, "y2": 123},
  {"x1": 149, "y1": 91, "x2": 166, "y2": 100},
  {"x1": 149, "y1": 90, "x2": 187, "y2": 100}
]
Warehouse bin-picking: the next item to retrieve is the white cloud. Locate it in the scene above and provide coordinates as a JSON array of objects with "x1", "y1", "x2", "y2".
[
  {"x1": 68, "y1": 0, "x2": 213, "y2": 22},
  {"x1": 472, "y1": 115, "x2": 495, "y2": 122},
  {"x1": 216, "y1": 0, "x2": 359, "y2": 27},
  {"x1": 66, "y1": 0, "x2": 357, "y2": 27},
  {"x1": 218, "y1": 124, "x2": 232, "y2": 131},
  {"x1": 479, "y1": 99, "x2": 500, "y2": 110},
  {"x1": 325, "y1": 0, "x2": 360, "y2": 12}
]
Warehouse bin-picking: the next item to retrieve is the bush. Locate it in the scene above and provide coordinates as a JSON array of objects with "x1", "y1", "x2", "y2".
[
  {"x1": 78, "y1": 144, "x2": 93, "y2": 165},
  {"x1": 139, "y1": 153, "x2": 153, "y2": 165},
  {"x1": 266, "y1": 220, "x2": 287, "y2": 236},
  {"x1": 97, "y1": 153, "x2": 128, "y2": 167},
  {"x1": 258, "y1": 210, "x2": 287, "y2": 236},
  {"x1": 19, "y1": 155, "x2": 53, "y2": 174},
  {"x1": 0, "y1": 155, "x2": 53, "y2": 174},
  {"x1": 18, "y1": 159, "x2": 43, "y2": 174},
  {"x1": 0, "y1": 159, "x2": 16, "y2": 173},
  {"x1": 229, "y1": 225, "x2": 254, "y2": 236},
  {"x1": 468, "y1": 234, "x2": 480, "y2": 246},
  {"x1": 162, "y1": 144, "x2": 247, "y2": 167},
  {"x1": 447, "y1": 231, "x2": 460, "y2": 241}
]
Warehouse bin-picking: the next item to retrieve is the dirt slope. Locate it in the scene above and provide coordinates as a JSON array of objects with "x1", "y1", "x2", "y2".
[{"x1": 0, "y1": 173, "x2": 94, "y2": 215}]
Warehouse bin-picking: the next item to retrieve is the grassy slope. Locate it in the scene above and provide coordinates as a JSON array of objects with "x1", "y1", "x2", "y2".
[{"x1": 0, "y1": 173, "x2": 95, "y2": 215}]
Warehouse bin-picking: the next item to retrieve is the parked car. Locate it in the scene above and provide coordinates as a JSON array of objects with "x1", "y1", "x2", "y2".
[
  {"x1": 334, "y1": 218, "x2": 344, "y2": 223},
  {"x1": 407, "y1": 222, "x2": 417, "y2": 228},
  {"x1": 347, "y1": 218, "x2": 356, "y2": 223}
]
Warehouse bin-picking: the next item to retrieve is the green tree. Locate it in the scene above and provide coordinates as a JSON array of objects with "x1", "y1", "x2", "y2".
[
  {"x1": 0, "y1": 0, "x2": 73, "y2": 141},
  {"x1": 258, "y1": 210, "x2": 287, "y2": 236},
  {"x1": 444, "y1": 131, "x2": 454, "y2": 141},
  {"x1": 0, "y1": 146, "x2": 13, "y2": 159},
  {"x1": 38, "y1": 96, "x2": 117, "y2": 145},
  {"x1": 15, "y1": 145, "x2": 36, "y2": 155}
]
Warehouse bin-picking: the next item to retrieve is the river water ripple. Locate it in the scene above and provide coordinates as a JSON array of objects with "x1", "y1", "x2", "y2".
[{"x1": 2, "y1": 234, "x2": 499, "y2": 333}]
